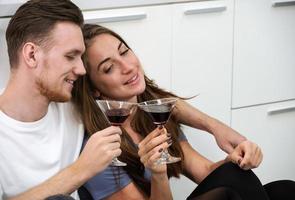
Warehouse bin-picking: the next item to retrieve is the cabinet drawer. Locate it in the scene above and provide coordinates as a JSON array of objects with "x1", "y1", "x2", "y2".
[
  {"x1": 232, "y1": 0, "x2": 295, "y2": 108},
  {"x1": 231, "y1": 100, "x2": 295, "y2": 184}
]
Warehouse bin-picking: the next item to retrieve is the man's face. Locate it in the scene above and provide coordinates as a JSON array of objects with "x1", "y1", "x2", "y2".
[{"x1": 36, "y1": 21, "x2": 86, "y2": 102}]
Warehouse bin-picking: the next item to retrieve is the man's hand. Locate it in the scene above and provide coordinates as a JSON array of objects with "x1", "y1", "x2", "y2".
[
  {"x1": 227, "y1": 140, "x2": 263, "y2": 170},
  {"x1": 77, "y1": 126, "x2": 122, "y2": 177}
]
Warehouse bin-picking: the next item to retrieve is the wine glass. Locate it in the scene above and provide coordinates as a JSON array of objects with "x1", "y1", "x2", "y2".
[
  {"x1": 96, "y1": 100, "x2": 136, "y2": 166},
  {"x1": 138, "y1": 97, "x2": 181, "y2": 164}
]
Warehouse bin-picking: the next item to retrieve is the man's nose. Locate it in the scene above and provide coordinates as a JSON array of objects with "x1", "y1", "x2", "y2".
[{"x1": 74, "y1": 59, "x2": 86, "y2": 76}]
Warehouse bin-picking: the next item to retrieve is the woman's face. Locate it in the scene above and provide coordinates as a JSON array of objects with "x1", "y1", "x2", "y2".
[{"x1": 86, "y1": 34, "x2": 145, "y2": 102}]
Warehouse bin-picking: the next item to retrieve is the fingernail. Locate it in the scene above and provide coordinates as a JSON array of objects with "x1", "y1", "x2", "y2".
[
  {"x1": 167, "y1": 139, "x2": 173, "y2": 145},
  {"x1": 158, "y1": 148, "x2": 163, "y2": 153}
]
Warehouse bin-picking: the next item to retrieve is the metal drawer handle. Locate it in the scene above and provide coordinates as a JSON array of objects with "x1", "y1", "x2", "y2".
[
  {"x1": 267, "y1": 105, "x2": 295, "y2": 115},
  {"x1": 184, "y1": 4, "x2": 227, "y2": 15},
  {"x1": 84, "y1": 12, "x2": 147, "y2": 24},
  {"x1": 272, "y1": 0, "x2": 295, "y2": 7}
]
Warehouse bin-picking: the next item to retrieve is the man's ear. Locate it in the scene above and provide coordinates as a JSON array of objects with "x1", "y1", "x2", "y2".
[{"x1": 22, "y1": 42, "x2": 39, "y2": 68}]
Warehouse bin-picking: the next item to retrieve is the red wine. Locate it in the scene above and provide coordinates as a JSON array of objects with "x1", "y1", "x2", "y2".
[
  {"x1": 106, "y1": 108, "x2": 130, "y2": 125},
  {"x1": 147, "y1": 111, "x2": 171, "y2": 125}
]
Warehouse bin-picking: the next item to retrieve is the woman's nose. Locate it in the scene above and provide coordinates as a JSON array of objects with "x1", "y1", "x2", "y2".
[{"x1": 119, "y1": 59, "x2": 133, "y2": 74}]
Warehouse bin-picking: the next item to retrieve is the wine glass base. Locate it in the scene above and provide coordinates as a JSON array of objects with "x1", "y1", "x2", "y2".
[
  {"x1": 111, "y1": 158, "x2": 127, "y2": 166},
  {"x1": 155, "y1": 151, "x2": 181, "y2": 165}
]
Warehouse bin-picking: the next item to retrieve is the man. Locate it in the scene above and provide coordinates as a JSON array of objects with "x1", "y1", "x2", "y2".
[{"x1": 0, "y1": 0, "x2": 121, "y2": 199}]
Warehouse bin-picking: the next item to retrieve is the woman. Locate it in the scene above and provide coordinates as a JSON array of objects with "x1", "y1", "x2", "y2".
[{"x1": 72, "y1": 24, "x2": 294, "y2": 200}]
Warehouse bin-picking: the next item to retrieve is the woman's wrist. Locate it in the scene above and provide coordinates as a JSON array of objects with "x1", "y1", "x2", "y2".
[{"x1": 151, "y1": 172, "x2": 169, "y2": 183}]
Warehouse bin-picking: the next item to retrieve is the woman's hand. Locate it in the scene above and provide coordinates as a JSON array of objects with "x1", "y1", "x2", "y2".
[
  {"x1": 212, "y1": 125, "x2": 247, "y2": 154},
  {"x1": 138, "y1": 127, "x2": 171, "y2": 174},
  {"x1": 226, "y1": 140, "x2": 263, "y2": 170},
  {"x1": 173, "y1": 99, "x2": 247, "y2": 154}
]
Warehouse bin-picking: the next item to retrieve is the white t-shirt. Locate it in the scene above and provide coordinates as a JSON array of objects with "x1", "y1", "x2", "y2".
[{"x1": 0, "y1": 102, "x2": 84, "y2": 199}]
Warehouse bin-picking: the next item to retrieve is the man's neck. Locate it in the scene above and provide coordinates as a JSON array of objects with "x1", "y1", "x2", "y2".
[{"x1": 0, "y1": 77, "x2": 50, "y2": 122}]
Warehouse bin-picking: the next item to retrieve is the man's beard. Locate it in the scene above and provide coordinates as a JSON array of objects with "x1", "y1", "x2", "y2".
[{"x1": 36, "y1": 77, "x2": 71, "y2": 102}]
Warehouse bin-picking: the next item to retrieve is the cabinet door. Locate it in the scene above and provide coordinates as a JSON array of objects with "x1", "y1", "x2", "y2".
[
  {"x1": 232, "y1": 100, "x2": 295, "y2": 184},
  {"x1": 0, "y1": 18, "x2": 10, "y2": 89},
  {"x1": 232, "y1": 0, "x2": 295, "y2": 108},
  {"x1": 0, "y1": 1, "x2": 24, "y2": 17},
  {"x1": 83, "y1": 5, "x2": 172, "y2": 90},
  {"x1": 170, "y1": 0, "x2": 233, "y2": 198}
]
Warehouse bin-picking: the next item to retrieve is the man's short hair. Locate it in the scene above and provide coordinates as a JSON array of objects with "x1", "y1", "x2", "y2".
[{"x1": 6, "y1": 0, "x2": 84, "y2": 68}]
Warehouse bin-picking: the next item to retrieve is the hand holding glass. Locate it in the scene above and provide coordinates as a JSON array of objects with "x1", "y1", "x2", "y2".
[
  {"x1": 96, "y1": 100, "x2": 136, "y2": 166},
  {"x1": 138, "y1": 98, "x2": 181, "y2": 165}
]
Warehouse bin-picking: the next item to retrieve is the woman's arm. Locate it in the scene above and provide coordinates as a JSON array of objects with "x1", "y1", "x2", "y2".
[
  {"x1": 138, "y1": 127, "x2": 173, "y2": 200},
  {"x1": 181, "y1": 139, "x2": 263, "y2": 183},
  {"x1": 180, "y1": 141, "x2": 226, "y2": 184},
  {"x1": 174, "y1": 99, "x2": 246, "y2": 153},
  {"x1": 106, "y1": 127, "x2": 172, "y2": 200}
]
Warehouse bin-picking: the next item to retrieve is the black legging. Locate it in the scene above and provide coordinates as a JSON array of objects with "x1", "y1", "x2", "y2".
[{"x1": 187, "y1": 162, "x2": 295, "y2": 200}]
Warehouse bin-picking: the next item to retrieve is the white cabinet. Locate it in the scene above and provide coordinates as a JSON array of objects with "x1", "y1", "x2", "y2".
[
  {"x1": 171, "y1": 0, "x2": 233, "y2": 123},
  {"x1": 83, "y1": 5, "x2": 172, "y2": 90},
  {"x1": 0, "y1": 0, "x2": 25, "y2": 17},
  {"x1": 0, "y1": 18, "x2": 10, "y2": 89},
  {"x1": 232, "y1": 0, "x2": 295, "y2": 108},
  {"x1": 231, "y1": 100, "x2": 295, "y2": 184},
  {"x1": 170, "y1": 0, "x2": 234, "y2": 198},
  {"x1": 72, "y1": 0, "x2": 194, "y2": 11},
  {"x1": 231, "y1": 0, "x2": 295, "y2": 185}
]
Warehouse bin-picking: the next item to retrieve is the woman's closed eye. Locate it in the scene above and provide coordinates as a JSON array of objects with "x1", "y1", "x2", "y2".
[{"x1": 103, "y1": 64, "x2": 113, "y2": 74}]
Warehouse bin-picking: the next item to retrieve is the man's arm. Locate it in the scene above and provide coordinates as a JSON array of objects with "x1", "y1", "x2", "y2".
[
  {"x1": 9, "y1": 163, "x2": 89, "y2": 200},
  {"x1": 9, "y1": 126, "x2": 122, "y2": 200},
  {"x1": 174, "y1": 99, "x2": 246, "y2": 153}
]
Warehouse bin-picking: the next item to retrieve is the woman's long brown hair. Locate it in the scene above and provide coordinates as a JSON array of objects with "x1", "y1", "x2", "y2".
[{"x1": 72, "y1": 24, "x2": 185, "y2": 196}]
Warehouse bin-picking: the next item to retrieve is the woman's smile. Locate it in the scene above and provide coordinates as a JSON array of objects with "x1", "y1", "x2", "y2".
[{"x1": 125, "y1": 73, "x2": 139, "y2": 86}]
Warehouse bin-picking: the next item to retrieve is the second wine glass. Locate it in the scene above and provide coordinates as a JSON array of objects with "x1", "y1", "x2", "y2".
[
  {"x1": 96, "y1": 100, "x2": 136, "y2": 166},
  {"x1": 138, "y1": 97, "x2": 181, "y2": 165}
]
